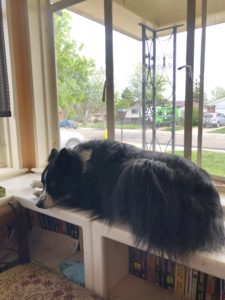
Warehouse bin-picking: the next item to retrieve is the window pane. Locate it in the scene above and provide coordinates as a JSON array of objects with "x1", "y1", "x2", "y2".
[
  {"x1": 53, "y1": 6, "x2": 106, "y2": 148},
  {"x1": 201, "y1": 0, "x2": 225, "y2": 177}
]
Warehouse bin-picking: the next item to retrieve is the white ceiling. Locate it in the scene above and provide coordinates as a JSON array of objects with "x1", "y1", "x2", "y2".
[{"x1": 68, "y1": 0, "x2": 225, "y2": 40}]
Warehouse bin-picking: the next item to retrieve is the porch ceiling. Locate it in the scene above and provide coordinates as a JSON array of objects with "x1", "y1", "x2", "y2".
[{"x1": 68, "y1": 0, "x2": 225, "y2": 40}]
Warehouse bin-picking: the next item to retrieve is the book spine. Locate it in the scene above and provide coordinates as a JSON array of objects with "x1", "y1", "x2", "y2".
[
  {"x1": 147, "y1": 253, "x2": 156, "y2": 282},
  {"x1": 196, "y1": 271, "x2": 207, "y2": 300},
  {"x1": 128, "y1": 247, "x2": 135, "y2": 275},
  {"x1": 175, "y1": 263, "x2": 186, "y2": 297},
  {"x1": 205, "y1": 275, "x2": 216, "y2": 300},
  {"x1": 155, "y1": 255, "x2": 161, "y2": 285},
  {"x1": 128, "y1": 248, "x2": 147, "y2": 279},
  {"x1": 166, "y1": 260, "x2": 175, "y2": 290},
  {"x1": 221, "y1": 279, "x2": 225, "y2": 300},
  {"x1": 191, "y1": 269, "x2": 198, "y2": 299},
  {"x1": 184, "y1": 267, "x2": 192, "y2": 299}
]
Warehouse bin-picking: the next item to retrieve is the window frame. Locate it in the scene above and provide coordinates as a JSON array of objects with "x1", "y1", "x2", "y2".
[
  {"x1": 0, "y1": 0, "x2": 225, "y2": 187},
  {"x1": 0, "y1": 0, "x2": 21, "y2": 170}
]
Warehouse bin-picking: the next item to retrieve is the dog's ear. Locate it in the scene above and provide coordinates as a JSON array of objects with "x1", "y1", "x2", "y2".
[
  {"x1": 48, "y1": 148, "x2": 59, "y2": 162},
  {"x1": 55, "y1": 148, "x2": 83, "y2": 175}
]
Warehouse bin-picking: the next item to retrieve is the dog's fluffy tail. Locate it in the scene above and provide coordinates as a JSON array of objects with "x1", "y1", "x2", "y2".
[{"x1": 108, "y1": 159, "x2": 225, "y2": 259}]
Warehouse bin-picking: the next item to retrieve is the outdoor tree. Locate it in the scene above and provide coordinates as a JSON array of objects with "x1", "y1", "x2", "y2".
[
  {"x1": 54, "y1": 11, "x2": 105, "y2": 122},
  {"x1": 121, "y1": 62, "x2": 167, "y2": 106},
  {"x1": 76, "y1": 67, "x2": 106, "y2": 124},
  {"x1": 193, "y1": 78, "x2": 208, "y2": 104},
  {"x1": 115, "y1": 87, "x2": 133, "y2": 110},
  {"x1": 209, "y1": 86, "x2": 225, "y2": 102}
]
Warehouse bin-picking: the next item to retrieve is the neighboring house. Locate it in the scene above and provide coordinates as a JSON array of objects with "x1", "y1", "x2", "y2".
[
  {"x1": 89, "y1": 113, "x2": 106, "y2": 123},
  {"x1": 205, "y1": 98, "x2": 225, "y2": 114},
  {"x1": 124, "y1": 103, "x2": 142, "y2": 123},
  {"x1": 124, "y1": 101, "x2": 186, "y2": 124}
]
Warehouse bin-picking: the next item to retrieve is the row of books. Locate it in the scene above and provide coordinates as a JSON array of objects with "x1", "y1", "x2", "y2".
[
  {"x1": 129, "y1": 247, "x2": 225, "y2": 300},
  {"x1": 28, "y1": 210, "x2": 80, "y2": 240}
]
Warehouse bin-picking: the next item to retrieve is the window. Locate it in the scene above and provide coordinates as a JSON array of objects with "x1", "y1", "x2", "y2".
[
  {"x1": 131, "y1": 109, "x2": 138, "y2": 114},
  {"x1": 0, "y1": 0, "x2": 224, "y2": 184},
  {"x1": 0, "y1": 0, "x2": 59, "y2": 175},
  {"x1": 0, "y1": 0, "x2": 21, "y2": 171}
]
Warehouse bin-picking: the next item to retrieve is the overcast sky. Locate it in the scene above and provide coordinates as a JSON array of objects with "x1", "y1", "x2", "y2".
[{"x1": 69, "y1": 12, "x2": 225, "y2": 101}]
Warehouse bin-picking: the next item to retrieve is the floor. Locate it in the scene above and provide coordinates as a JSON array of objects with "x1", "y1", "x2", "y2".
[{"x1": 29, "y1": 226, "x2": 83, "y2": 273}]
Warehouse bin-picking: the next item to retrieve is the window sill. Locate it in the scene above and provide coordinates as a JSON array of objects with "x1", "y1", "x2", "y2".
[
  {"x1": 0, "y1": 168, "x2": 28, "y2": 180},
  {"x1": 31, "y1": 167, "x2": 44, "y2": 174}
]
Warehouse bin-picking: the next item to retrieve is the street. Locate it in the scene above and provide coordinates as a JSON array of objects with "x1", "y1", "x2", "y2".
[{"x1": 75, "y1": 127, "x2": 225, "y2": 151}]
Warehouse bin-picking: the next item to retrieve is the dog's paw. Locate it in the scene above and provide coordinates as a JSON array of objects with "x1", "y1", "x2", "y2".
[
  {"x1": 31, "y1": 180, "x2": 43, "y2": 189},
  {"x1": 33, "y1": 188, "x2": 43, "y2": 197}
]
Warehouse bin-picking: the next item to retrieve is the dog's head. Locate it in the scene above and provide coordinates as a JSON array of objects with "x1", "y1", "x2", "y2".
[{"x1": 36, "y1": 148, "x2": 83, "y2": 209}]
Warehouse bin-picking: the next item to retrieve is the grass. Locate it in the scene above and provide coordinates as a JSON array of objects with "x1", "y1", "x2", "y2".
[
  {"x1": 175, "y1": 150, "x2": 225, "y2": 177},
  {"x1": 207, "y1": 127, "x2": 225, "y2": 134}
]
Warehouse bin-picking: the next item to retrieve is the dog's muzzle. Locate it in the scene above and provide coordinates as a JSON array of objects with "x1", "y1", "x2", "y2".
[
  {"x1": 36, "y1": 198, "x2": 45, "y2": 208},
  {"x1": 36, "y1": 189, "x2": 55, "y2": 209}
]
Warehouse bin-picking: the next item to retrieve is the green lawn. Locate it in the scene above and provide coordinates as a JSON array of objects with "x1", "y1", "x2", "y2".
[
  {"x1": 208, "y1": 127, "x2": 225, "y2": 134},
  {"x1": 175, "y1": 150, "x2": 225, "y2": 177}
]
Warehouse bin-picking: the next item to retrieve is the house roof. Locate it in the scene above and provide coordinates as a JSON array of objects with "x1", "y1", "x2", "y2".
[
  {"x1": 68, "y1": 0, "x2": 225, "y2": 40},
  {"x1": 209, "y1": 97, "x2": 225, "y2": 105}
]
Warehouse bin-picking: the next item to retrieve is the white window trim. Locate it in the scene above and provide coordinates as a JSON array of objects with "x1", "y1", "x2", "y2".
[
  {"x1": 0, "y1": 0, "x2": 59, "y2": 176},
  {"x1": 1, "y1": 0, "x2": 22, "y2": 170},
  {"x1": 26, "y1": 0, "x2": 60, "y2": 169}
]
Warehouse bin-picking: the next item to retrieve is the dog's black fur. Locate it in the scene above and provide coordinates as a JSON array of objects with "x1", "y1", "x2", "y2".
[{"x1": 36, "y1": 139, "x2": 225, "y2": 259}]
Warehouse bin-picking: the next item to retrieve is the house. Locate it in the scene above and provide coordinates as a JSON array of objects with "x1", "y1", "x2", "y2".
[
  {"x1": 124, "y1": 103, "x2": 142, "y2": 123},
  {"x1": 124, "y1": 101, "x2": 185, "y2": 124},
  {"x1": 205, "y1": 98, "x2": 225, "y2": 114}
]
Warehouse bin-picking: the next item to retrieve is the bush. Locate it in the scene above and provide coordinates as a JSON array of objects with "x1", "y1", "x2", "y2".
[{"x1": 192, "y1": 107, "x2": 199, "y2": 126}]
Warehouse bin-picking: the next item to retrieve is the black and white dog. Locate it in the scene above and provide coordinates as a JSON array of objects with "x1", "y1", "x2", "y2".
[{"x1": 34, "y1": 139, "x2": 225, "y2": 258}]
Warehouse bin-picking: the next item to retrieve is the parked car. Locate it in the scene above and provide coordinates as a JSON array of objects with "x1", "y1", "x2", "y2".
[
  {"x1": 203, "y1": 112, "x2": 225, "y2": 128},
  {"x1": 59, "y1": 119, "x2": 78, "y2": 129},
  {"x1": 60, "y1": 128, "x2": 84, "y2": 148}
]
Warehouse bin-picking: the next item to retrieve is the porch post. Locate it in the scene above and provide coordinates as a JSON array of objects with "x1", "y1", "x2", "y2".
[
  {"x1": 184, "y1": 0, "x2": 196, "y2": 160},
  {"x1": 104, "y1": 0, "x2": 115, "y2": 140}
]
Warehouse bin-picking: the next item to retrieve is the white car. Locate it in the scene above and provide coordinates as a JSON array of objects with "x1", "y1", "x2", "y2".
[
  {"x1": 60, "y1": 128, "x2": 84, "y2": 148},
  {"x1": 203, "y1": 112, "x2": 225, "y2": 128}
]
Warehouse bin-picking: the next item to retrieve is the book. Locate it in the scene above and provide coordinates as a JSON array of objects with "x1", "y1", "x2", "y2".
[
  {"x1": 129, "y1": 247, "x2": 147, "y2": 279},
  {"x1": 184, "y1": 267, "x2": 192, "y2": 299},
  {"x1": 166, "y1": 259, "x2": 175, "y2": 290},
  {"x1": 205, "y1": 275, "x2": 217, "y2": 300},
  {"x1": 155, "y1": 255, "x2": 161, "y2": 285},
  {"x1": 175, "y1": 263, "x2": 186, "y2": 297},
  {"x1": 147, "y1": 253, "x2": 156, "y2": 282},
  {"x1": 221, "y1": 279, "x2": 225, "y2": 300},
  {"x1": 191, "y1": 269, "x2": 198, "y2": 299},
  {"x1": 159, "y1": 257, "x2": 167, "y2": 289},
  {"x1": 28, "y1": 210, "x2": 79, "y2": 240},
  {"x1": 196, "y1": 271, "x2": 207, "y2": 300}
]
